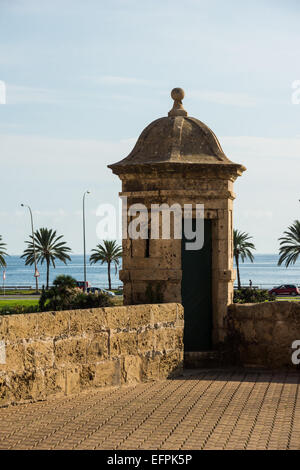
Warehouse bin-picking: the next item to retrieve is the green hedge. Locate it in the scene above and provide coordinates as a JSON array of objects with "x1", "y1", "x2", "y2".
[
  {"x1": 0, "y1": 290, "x2": 113, "y2": 316},
  {"x1": 233, "y1": 288, "x2": 275, "y2": 304}
]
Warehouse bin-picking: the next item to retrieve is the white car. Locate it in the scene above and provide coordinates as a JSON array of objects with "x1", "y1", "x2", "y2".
[{"x1": 100, "y1": 289, "x2": 116, "y2": 297}]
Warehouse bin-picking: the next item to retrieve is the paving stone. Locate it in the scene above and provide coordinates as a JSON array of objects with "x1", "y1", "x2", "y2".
[{"x1": 0, "y1": 369, "x2": 299, "y2": 450}]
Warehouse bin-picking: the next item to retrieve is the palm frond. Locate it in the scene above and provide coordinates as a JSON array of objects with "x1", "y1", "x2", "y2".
[
  {"x1": 278, "y1": 220, "x2": 300, "y2": 267},
  {"x1": 90, "y1": 240, "x2": 122, "y2": 265},
  {"x1": 233, "y1": 229, "x2": 256, "y2": 263},
  {"x1": 0, "y1": 235, "x2": 8, "y2": 268},
  {"x1": 21, "y1": 227, "x2": 72, "y2": 267}
]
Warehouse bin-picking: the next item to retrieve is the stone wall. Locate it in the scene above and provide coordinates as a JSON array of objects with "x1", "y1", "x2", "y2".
[
  {"x1": 0, "y1": 303, "x2": 183, "y2": 406},
  {"x1": 226, "y1": 302, "x2": 300, "y2": 369}
]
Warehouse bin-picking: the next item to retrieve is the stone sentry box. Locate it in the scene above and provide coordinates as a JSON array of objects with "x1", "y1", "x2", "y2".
[{"x1": 109, "y1": 88, "x2": 245, "y2": 349}]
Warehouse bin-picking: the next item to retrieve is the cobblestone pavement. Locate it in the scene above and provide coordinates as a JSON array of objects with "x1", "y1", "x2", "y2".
[{"x1": 0, "y1": 369, "x2": 299, "y2": 450}]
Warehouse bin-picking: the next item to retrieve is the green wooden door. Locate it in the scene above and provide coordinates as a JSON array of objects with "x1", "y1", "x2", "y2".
[{"x1": 181, "y1": 219, "x2": 212, "y2": 351}]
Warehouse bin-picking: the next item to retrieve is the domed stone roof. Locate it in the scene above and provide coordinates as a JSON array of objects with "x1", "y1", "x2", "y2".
[{"x1": 108, "y1": 88, "x2": 245, "y2": 175}]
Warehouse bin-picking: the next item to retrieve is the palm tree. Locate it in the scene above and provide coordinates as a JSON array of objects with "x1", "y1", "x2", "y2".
[
  {"x1": 0, "y1": 236, "x2": 8, "y2": 268},
  {"x1": 21, "y1": 228, "x2": 72, "y2": 289},
  {"x1": 90, "y1": 240, "x2": 122, "y2": 290},
  {"x1": 278, "y1": 220, "x2": 300, "y2": 267},
  {"x1": 233, "y1": 229, "x2": 256, "y2": 289}
]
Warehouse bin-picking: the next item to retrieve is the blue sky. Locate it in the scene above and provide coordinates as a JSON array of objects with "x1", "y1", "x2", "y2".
[{"x1": 0, "y1": 0, "x2": 300, "y2": 254}]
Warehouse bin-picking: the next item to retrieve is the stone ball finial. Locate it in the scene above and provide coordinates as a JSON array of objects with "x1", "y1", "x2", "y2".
[
  {"x1": 171, "y1": 88, "x2": 185, "y2": 102},
  {"x1": 168, "y1": 87, "x2": 188, "y2": 117}
]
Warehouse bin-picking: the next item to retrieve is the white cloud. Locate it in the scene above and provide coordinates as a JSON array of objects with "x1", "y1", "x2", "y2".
[
  {"x1": 239, "y1": 210, "x2": 273, "y2": 220},
  {"x1": 84, "y1": 75, "x2": 153, "y2": 86},
  {"x1": 0, "y1": 133, "x2": 132, "y2": 183},
  {"x1": 8, "y1": 209, "x2": 67, "y2": 217},
  {"x1": 221, "y1": 136, "x2": 300, "y2": 162},
  {"x1": 34, "y1": 209, "x2": 67, "y2": 217},
  {"x1": 6, "y1": 84, "x2": 61, "y2": 105},
  {"x1": 190, "y1": 90, "x2": 257, "y2": 107},
  {"x1": 120, "y1": 137, "x2": 137, "y2": 145}
]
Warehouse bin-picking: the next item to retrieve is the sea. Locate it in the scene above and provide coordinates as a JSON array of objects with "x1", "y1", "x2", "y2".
[
  {"x1": 1, "y1": 255, "x2": 122, "y2": 289},
  {"x1": 1, "y1": 254, "x2": 300, "y2": 290}
]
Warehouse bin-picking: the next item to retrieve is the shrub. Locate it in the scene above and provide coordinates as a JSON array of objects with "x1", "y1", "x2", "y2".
[
  {"x1": 233, "y1": 288, "x2": 275, "y2": 304},
  {"x1": 39, "y1": 286, "x2": 112, "y2": 311},
  {"x1": 68, "y1": 290, "x2": 113, "y2": 309},
  {"x1": 52, "y1": 274, "x2": 77, "y2": 289}
]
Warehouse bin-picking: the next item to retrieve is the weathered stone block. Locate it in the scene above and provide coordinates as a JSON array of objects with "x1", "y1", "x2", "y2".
[
  {"x1": 254, "y1": 322, "x2": 273, "y2": 344},
  {"x1": 80, "y1": 364, "x2": 96, "y2": 387},
  {"x1": 104, "y1": 305, "x2": 151, "y2": 329},
  {"x1": 37, "y1": 311, "x2": 70, "y2": 338},
  {"x1": 5, "y1": 314, "x2": 39, "y2": 341},
  {"x1": 69, "y1": 308, "x2": 107, "y2": 335},
  {"x1": 272, "y1": 320, "x2": 294, "y2": 344},
  {"x1": 86, "y1": 332, "x2": 109, "y2": 362},
  {"x1": 155, "y1": 328, "x2": 176, "y2": 351},
  {"x1": 122, "y1": 355, "x2": 142, "y2": 384},
  {"x1": 110, "y1": 331, "x2": 138, "y2": 357},
  {"x1": 0, "y1": 342, "x2": 25, "y2": 372},
  {"x1": 54, "y1": 337, "x2": 87, "y2": 365},
  {"x1": 25, "y1": 340, "x2": 54, "y2": 369},
  {"x1": 44, "y1": 367, "x2": 80, "y2": 396},
  {"x1": 254, "y1": 302, "x2": 282, "y2": 321},
  {"x1": 44, "y1": 367, "x2": 66, "y2": 395},
  {"x1": 159, "y1": 351, "x2": 183, "y2": 379},
  {"x1": 0, "y1": 374, "x2": 11, "y2": 405},
  {"x1": 163, "y1": 283, "x2": 182, "y2": 303},
  {"x1": 28, "y1": 369, "x2": 47, "y2": 401},
  {"x1": 5, "y1": 370, "x2": 42, "y2": 402},
  {"x1": 65, "y1": 367, "x2": 81, "y2": 394},
  {"x1": 176, "y1": 304, "x2": 184, "y2": 321},
  {"x1": 93, "y1": 359, "x2": 121, "y2": 387},
  {"x1": 127, "y1": 305, "x2": 152, "y2": 329},
  {"x1": 104, "y1": 306, "x2": 131, "y2": 330},
  {"x1": 273, "y1": 302, "x2": 292, "y2": 321},
  {"x1": 151, "y1": 303, "x2": 177, "y2": 325},
  {"x1": 239, "y1": 319, "x2": 257, "y2": 343},
  {"x1": 141, "y1": 353, "x2": 160, "y2": 380},
  {"x1": 173, "y1": 327, "x2": 184, "y2": 350},
  {"x1": 137, "y1": 328, "x2": 154, "y2": 353}
]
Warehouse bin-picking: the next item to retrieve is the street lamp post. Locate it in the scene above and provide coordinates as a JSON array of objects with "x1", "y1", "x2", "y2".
[
  {"x1": 83, "y1": 191, "x2": 90, "y2": 292},
  {"x1": 21, "y1": 204, "x2": 39, "y2": 292}
]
